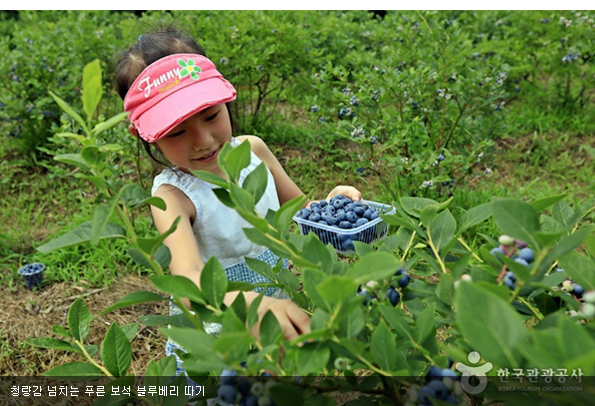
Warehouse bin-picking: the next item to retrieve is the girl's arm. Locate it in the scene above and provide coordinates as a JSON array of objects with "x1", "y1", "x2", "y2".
[
  {"x1": 151, "y1": 184, "x2": 310, "y2": 341},
  {"x1": 238, "y1": 135, "x2": 362, "y2": 205}
]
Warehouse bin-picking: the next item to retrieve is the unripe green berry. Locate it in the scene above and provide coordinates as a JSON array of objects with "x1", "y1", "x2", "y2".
[
  {"x1": 251, "y1": 381, "x2": 264, "y2": 397},
  {"x1": 406, "y1": 386, "x2": 418, "y2": 402},
  {"x1": 258, "y1": 395, "x2": 272, "y2": 406},
  {"x1": 583, "y1": 290, "x2": 595, "y2": 303},
  {"x1": 562, "y1": 280, "x2": 573, "y2": 291},
  {"x1": 334, "y1": 357, "x2": 348, "y2": 370},
  {"x1": 579, "y1": 303, "x2": 595, "y2": 318},
  {"x1": 498, "y1": 235, "x2": 515, "y2": 245},
  {"x1": 264, "y1": 379, "x2": 277, "y2": 395}
]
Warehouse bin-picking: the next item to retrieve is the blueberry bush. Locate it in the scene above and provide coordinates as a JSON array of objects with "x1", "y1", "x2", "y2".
[{"x1": 27, "y1": 59, "x2": 595, "y2": 406}]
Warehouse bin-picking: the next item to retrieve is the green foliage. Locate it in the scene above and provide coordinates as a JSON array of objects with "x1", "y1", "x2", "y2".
[{"x1": 5, "y1": 11, "x2": 593, "y2": 406}]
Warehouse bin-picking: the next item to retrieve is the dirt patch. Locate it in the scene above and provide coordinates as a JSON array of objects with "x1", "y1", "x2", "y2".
[{"x1": 0, "y1": 275, "x2": 168, "y2": 376}]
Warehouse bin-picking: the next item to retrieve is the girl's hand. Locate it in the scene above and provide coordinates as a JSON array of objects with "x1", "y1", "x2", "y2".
[
  {"x1": 326, "y1": 185, "x2": 363, "y2": 202},
  {"x1": 251, "y1": 296, "x2": 311, "y2": 342}
]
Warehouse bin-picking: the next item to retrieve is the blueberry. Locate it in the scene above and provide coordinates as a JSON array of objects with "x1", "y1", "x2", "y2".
[
  {"x1": 244, "y1": 394, "x2": 259, "y2": 406},
  {"x1": 219, "y1": 369, "x2": 237, "y2": 385},
  {"x1": 353, "y1": 206, "x2": 365, "y2": 216},
  {"x1": 237, "y1": 378, "x2": 250, "y2": 395},
  {"x1": 300, "y1": 208, "x2": 312, "y2": 219},
  {"x1": 370, "y1": 210, "x2": 379, "y2": 220},
  {"x1": 346, "y1": 212, "x2": 358, "y2": 223},
  {"x1": 308, "y1": 213, "x2": 321, "y2": 222},
  {"x1": 333, "y1": 199, "x2": 345, "y2": 209},
  {"x1": 518, "y1": 247, "x2": 534, "y2": 263},
  {"x1": 335, "y1": 212, "x2": 346, "y2": 223},
  {"x1": 395, "y1": 268, "x2": 406, "y2": 276},
  {"x1": 217, "y1": 384, "x2": 237, "y2": 403},
  {"x1": 398, "y1": 274, "x2": 411, "y2": 288},
  {"x1": 427, "y1": 380, "x2": 449, "y2": 400},
  {"x1": 342, "y1": 238, "x2": 355, "y2": 251},
  {"x1": 319, "y1": 200, "x2": 328, "y2": 208},
  {"x1": 354, "y1": 218, "x2": 369, "y2": 227},
  {"x1": 324, "y1": 205, "x2": 336, "y2": 214},
  {"x1": 574, "y1": 285, "x2": 584, "y2": 298},
  {"x1": 318, "y1": 220, "x2": 328, "y2": 225},
  {"x1": 339, "y1": 221, "x2": 353, "y2": 229},
  {"x1": 417, "y1": 385, "x2": 437, "y2": 405},
  {"x1": 345, "y1": 203, "x2": 354, "y2": 212},
  {"x1": 441, "y1": 368, "x2": 459, "y2": 380},
  {"x1": 514, "y1": 258, "x2": 529, "y2": 266},
  {"x1": 445, "y1": 395, "x2": 458, "y2": 404},
  {"x1": 363, "y1": 209, "x2": 373, "y2": 220},
  {"x1": 425, "y1": 366, "x2": 443, "y2": 382},
  {"x1": 490, "y1": 247, "x2": 505, "y2": 262},
  {"x1": 359, "y1": 289, "x2": 376, "y2": 305},
  {"x1": 504, "y1": 271, "x2": 517, "y2": 290},
  {"x1": 386, "y1": 288, "x2": 400, "y2": 306}
]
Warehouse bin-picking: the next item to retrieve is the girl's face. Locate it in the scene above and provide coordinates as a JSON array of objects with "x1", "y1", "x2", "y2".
[{"x1": 154, "y1": 104, "x2": 232, "y2": 176}]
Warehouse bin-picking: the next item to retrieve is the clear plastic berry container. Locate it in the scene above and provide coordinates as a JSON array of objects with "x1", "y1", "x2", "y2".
[{"x1": 292, "y1": 200, "x2": 395, "y2": 254}]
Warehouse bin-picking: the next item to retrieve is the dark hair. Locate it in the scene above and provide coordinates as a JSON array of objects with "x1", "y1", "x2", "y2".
[
  {"x1": 113, "y1": 26, "x2": 236, "y2": 168},
  {"x1": 114, "y1": 26, "x2": 207, "y2": 100}
]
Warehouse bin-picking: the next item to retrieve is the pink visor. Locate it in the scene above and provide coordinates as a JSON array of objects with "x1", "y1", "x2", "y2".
[{"x1": 124, "y1": 53, "x2": 237, "y2": 143}]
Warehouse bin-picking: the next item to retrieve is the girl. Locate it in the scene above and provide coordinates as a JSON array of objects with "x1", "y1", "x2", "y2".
[{"x1": 114, "y1": 28, "x2": 362, "y2": 377}]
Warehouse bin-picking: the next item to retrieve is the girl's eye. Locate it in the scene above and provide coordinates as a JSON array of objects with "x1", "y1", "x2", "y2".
[
  {"x1": 167, "y1": 130, "x2": 185, "y2": 138},
  {"x1": 205, "y1": 112, "x2": 219, "y2": 122}
]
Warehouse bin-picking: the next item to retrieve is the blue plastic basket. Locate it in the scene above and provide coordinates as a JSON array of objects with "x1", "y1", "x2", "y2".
[{"x1": 292, "y1": 200, "x2": 395, "y2": 254}]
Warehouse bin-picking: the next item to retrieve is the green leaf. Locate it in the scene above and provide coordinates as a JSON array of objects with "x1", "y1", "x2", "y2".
[
  {"x1": 120, "y1": 183, "x2": 166, "y2": 210},
  {"x1": 296, "y1": 344, "x2": 331, "y2": 375},
  {"x1": 27, "y1": 337, "x2": 82, "y2": 354},
  {"x1": 242, "y1": 161, "x2": 268, "y2": 204},
  {"x1": 558, "y1": 251, "x2": 595, "y2": 290},
  {"x1": 140, "y1": 314, "x2": 195, "y2": 328},
  {"x1": 230, "y1": 183, "x2": 255, "y2": 213},
  {"x1": 345, "y1": 252, "x2": 400, "y2": 284},
  {"x1": 414, "y1": 302, "x2": 436, "y2": 343},
  {"x1": 81, "y1": 146, "x2": 103, "y2": 166},
  {"x1": 245, "y1": 257, "x2": 276, "y2": 282},
  {"x1": 400, "y1": 196, "x2": 439, "y2": 217},
  {"x1": 428, "y1": 209, "x2": 456, "y2": 251},
  {"x1": 101, "y1": 291, "x2": 167, "y2": 315},
  {"x1": 91, "y1": 191, "x2": 124, "y2": 245},
  {"x1": 455, "y1": 282, "x2": 527, "y2": 367},
  {"x1": 260, "y1": 310, "x2": 283, "y2": 347},
  {"x1": 338, "y1": 305, "x2": 365, "y2": 338},
  {"x1": 269, "y1": 384, "x2": 305, "y2": 406},
  {"x1": 52, "y1": 325, "x2": 72, "y2": 339},
  {"x1": 530, "y1": 193, "x2": 569, "y2": 213},
  {"x1": 302, "y1": 233, "x2": 333, "y2": 271},
  {"x1": 54, "y1": 153, "x2": 90, "y2": 170},
  {"x1": 200, "y1": 257, "x2": 228, "y2": 309},
  {"x1": 274, "y1": 194, "x2": 308, "y2": 238},
  {"x1": 379, "y1": 305, "x2": 414, "y2": 341},
  {"x1": 145, "y1": 355, "x2": 178, "y2": 377},
  {"x1": 435, "y1": 273, "x2": 454, "y2": 304},
  {"x1": 101, "y1": 323, "x2": 132, "y2": 377},
  {"x1": 301, "y1": 268, "x2": 332, "y2": 312},
  {"x1": 190, "y1": 169, "x2": 229, "y2": 189},
  {"x1": 82, "y1": 59, "x2": 103, "y2": 121},
  {"x1": 151, "y1": 275, "x2": 206, "y2": 305},
  {"x1": 492, "y1": 198, "x2": 540, "y2": 248},
  {"x1": 68, "y1": 299, "x2": 94, "y2": 342},
  {"x1": 136, "y1": 216, "x2": 180, "y2": 256},
  {"x1": 43, "y1": 362, "x2": 104, "y2": 378},
  {"x1": 370, "y1": 321, "x2": 397, "y2": 371},
  {"x1": 224, "y1": 138, "x2": 252, "y2": 182},
  {"x1": 458, "y1": 203, "x2": 492, "y2": 234},
  {"x1": 315, "y1": 275, "x2": 357, "y2": 305},
  {"x1": 159, "y1": 326, "x2": 217, "y2": 355},
  {"x1": 92, "y1": 112, "x2": 129, "y2": 136},
  {"x1": 247, "y1": 291, "x2": 265, "y2": 330},
  {"x1": 49, "y1": 90, "x2": 89, "y2": 134},
  {"x1": 37, "y1": 221, "x2": 126, "y2": 253}
]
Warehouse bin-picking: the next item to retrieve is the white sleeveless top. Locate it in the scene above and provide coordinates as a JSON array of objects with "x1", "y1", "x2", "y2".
[{"x1": 151, "y1": 137, "x2": 280, "y2": 269}]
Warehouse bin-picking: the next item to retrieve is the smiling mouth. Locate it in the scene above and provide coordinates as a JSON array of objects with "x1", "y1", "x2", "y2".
[{"x1": 194, "y1": 147, "x2": 219, "y2": 161}]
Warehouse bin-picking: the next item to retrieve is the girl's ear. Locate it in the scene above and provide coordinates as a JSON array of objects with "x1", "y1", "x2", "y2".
[{"x1": 128, "y1": 124, "x2": 139, "y2": 137}]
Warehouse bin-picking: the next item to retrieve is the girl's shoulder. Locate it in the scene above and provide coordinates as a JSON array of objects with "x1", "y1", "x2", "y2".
[{"x1": 234, "y1": 135, "x2": 271, "y2": 158}]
